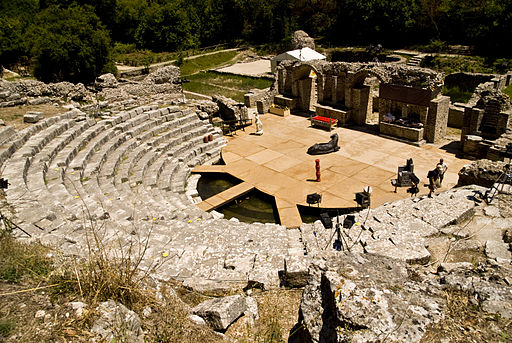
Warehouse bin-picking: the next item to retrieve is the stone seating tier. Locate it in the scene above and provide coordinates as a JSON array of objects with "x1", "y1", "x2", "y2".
[
  {"x1": 1, "y1": 105, "x2": 223, "y2": 235},
  {"x1": 0, "y1": 103, "x2": 495, "y2": 293}
]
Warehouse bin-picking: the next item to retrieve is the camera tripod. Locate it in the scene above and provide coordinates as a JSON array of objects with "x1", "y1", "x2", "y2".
[{"x1": 484, "y1": 164, "x2": 512, "y2": 204}]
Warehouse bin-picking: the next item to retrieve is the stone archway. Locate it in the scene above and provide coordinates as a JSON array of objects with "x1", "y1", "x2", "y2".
[
  {"x1": 346, "y1": 69, "x2": 388, "y2": 125},
  {"x1": 292, "y1": 64, "x2": 321, "y2": 112}
]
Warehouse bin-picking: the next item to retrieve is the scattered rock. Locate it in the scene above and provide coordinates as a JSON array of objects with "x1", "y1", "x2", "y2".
[
  {"x1": 24, "y1": 111, "x2": 43, "y2": 123},
  {"x1": 91, "y1": 300, "x2": 144, "y2": 343},
  {"x1": 28, "y1": 96, "x2": 51, "y2": 105},
  {"x1": 192, "y1": 295, "x2": 247, "y2": 331},
  {"x1": 143, "y1": 65, "x2": 180, "y2": 85},
  {"x1": 441, "y1": 261, "x2": 512, "y2": 319},
  {"x1": 457, "y1": 159, "x2": 508, "y2": 188},
  {"x1": 189, "y1": 314, "x2": 206, "y2": 326},
  {"x1": 244, "y1": 296, "x2": 259, "y2": 323},
  {"x1": 282, "y1": 255, "x2": 310, "y2": 288},
  {"x1": 192, "y1": 100, "x2": 219, "y2": 117},
  {"x1": 291, "y1": 30, "x2": 316, "y2": 50},
  {"x1": 68, "y1": 301, "x2": 88, "y2": 317},
  {"x1": 298, "y1": 254, "x2": 442, "y2": 343},
  {"x1": 0, "y1": 126, "x2": 15, "y2": 145},
  {"x1": 437, "y1": 262, "x2": 474, "y2": 274},
  {"x1": 95, "y1": 73, "x2": 118, "y2": 89},
  {"x1": 35, "y1": 310, "x2": 46, "y2": 318},
  {"x1": 212, "y1": 95, "x2": 249, "y2": 122},
  {"x1": 485, "y1": 240, "x2": 511, "y2": 261},
  {"x1": 484, "y1": 205, "x2": 501, "y2": 217},
  {"x1": 142, "y1": 306, "x2": 152, "y2": 318}
]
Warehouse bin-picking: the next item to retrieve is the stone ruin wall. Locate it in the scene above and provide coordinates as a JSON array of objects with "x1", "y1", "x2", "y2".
[
  {"x1": 0, "y1": 66, "x2": 183, "y2": 114},
  {"x1": 447, "y1": 72, "x2": 512, "y2": 129},
  {"x1": 275, "y1": 60, "x2": 449, "y2": 143},
  {"x1": 460, "y1": 81, "x2": 512, "y2": 160}
]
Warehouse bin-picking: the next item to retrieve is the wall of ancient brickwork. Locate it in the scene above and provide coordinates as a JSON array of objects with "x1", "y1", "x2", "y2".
[{"x1": 275, "y1": 61, "x2": 445, "y2": 132}]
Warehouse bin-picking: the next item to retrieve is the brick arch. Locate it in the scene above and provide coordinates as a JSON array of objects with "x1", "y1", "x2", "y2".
[
  {"x1": 350, "y1": 68, "x2": 389, "y2": 88},
  {"x1": 293, "y1": 63, "x2": 321, "y2": 81}
]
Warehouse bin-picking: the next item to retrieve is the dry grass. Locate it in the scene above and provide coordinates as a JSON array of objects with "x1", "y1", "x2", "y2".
[
  {"x1": 225, "y1": 288, "x2": 303, "y2": 342},
  {"x1": 137, "y1": 284, "x2": 222, "y2": 343},
  {"x1": 0, "y1": 104, "x2": 67, "y2": 130},
  {"x1": 0, "y1": 211, "x2": 224, "y2": 342},
  {"x1": 421, "y1": 290, "x2": 512, "y2": 343}
]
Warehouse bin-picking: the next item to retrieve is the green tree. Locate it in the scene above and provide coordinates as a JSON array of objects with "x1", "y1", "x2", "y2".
[
  {"x1": 135, "y1": 2, "x2": 198, "y2": 52},
  {"x1": 238, "y1": 0, "x2": 292, "y2": 43},
  {"x1": 113, "y1": 0, "x2": 148, "y2": 43},
  {"x1": 26, "y1": 4, "x2": 113, "y2": 83},
  {"x1": 39, "y1": 0, "x2": 117, "y2": 33},
  {"x1": 0, "y1": 0, "x2": 38, "y2": 68}
]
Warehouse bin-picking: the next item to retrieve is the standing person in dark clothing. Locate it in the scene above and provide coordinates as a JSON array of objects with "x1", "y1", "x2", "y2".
[{"x1": 427, "y1": 167, "x2": 440, "y2": 198}]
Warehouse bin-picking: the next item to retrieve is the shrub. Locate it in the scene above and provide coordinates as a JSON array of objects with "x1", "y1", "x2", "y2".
[
  {"x1": 503, "y1": 85, "x2": 512, "y2": 99},
  {"x1": 424, "y1": 39, "x2": 448, "y2": 53},
  {"x1": 443, "y1": 85, "x2": 473, "y2": 103}
]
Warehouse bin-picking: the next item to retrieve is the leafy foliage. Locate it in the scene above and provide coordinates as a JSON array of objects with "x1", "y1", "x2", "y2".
[
  {"x1": 442, "y1": 85, "x2": 473, "y2": 103},
  {"x1": 422, "y1": 54, "x2": 512, "y2": 74},
  {"x1": 503, "y1": 85, "x2": 512, "y2": 99},
  {"x1": 135, "y1": 2, "x2": 198, "y2": 52},
  {"x1": 26, "y1": 5, "x2": 112, "y2": 83},
  {"x1": 2, "y1": 0, "x2": 512, "y2": 83}
]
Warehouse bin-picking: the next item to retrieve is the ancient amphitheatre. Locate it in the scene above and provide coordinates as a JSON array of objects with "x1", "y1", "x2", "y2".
[{"x1": 1, "y1": 40, "x2": 512, "y2": 341}]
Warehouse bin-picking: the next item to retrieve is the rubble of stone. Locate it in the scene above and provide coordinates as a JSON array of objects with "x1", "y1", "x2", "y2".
[
  {"x1": 298, "y1": 254, "x2": 443, "y2": 342},
  {"x1": 457, "y1": 159, "x2": 509, "y2": 187},
  {"x1": 297, "y1": 186, "x2": 482, "y2": 267},
  {"x1": 190, "y1": 99, "x2": 220, "y2": 117},
  {"x1": 295, "y1": 183, "x2": 512, "y2": 342},
  {"x1": 94, "y1": 73, "x2": 118, "y2": 89},
  {"x1": 254, "y1": 86, "x2": 277, "y2": 114},
  {"x1": 0, "y1": 66, "x2": 182, "y2": 113},
  {"x1": 283, "y1": 61, "x2": 445, "y2": 89},
  {"x1": 212, "y1": 95, "x2": 249, "y2": 121},
  {"x1": 244, "y1": 88, "x2": 268, "y2": 108},
  {"x1": 142, "y1": 65, "x2": 180, "y2": 85},
  {"x1": 91, "y1": 300, "x2": 144, "y2": 343},
  {"x1": 460, "y1": 80, "x2": 512, "y2": 160},
  {"x1": 291, "y1": 30, "x2": 316, "y2": 50},
  {"x1": 0, "y1": 126, "x2": 16, "y2": 146},
  {"x1": 23, "y1": 111, "x2": 44, "y2": 123},
  {"x1": 88, "y1": 66, "x2": 182, "y2": 113},
  {"x1": 439, "y1": 261, "x2": 512, "y2": 319},
  {"x1": 297, "y1": 251, "x2": 512, "y2": 343},
  {"x1": 192, "y1": 295, "x2": 250, "y2": 331},
  {"x1": 0, "y1": 78, "x2": 88, "y2": 107},
  {"x1": 470, "y1": 82, "x2": 512, "y2": 111}
]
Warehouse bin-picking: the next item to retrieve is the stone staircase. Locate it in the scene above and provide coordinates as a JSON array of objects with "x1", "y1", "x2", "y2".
[{"x1": 406, "y1": 55, "x2": 425, "y2": 67}]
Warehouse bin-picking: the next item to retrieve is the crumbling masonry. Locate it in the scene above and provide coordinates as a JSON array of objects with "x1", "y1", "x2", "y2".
[{"x1": 274, "y1": 60, "x2": 449, "y2": 144}]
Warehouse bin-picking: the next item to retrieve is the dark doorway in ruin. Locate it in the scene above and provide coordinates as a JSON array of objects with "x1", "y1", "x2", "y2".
[{"x1": 295, "y1": 64, "x2": 319, "y2": 113}]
